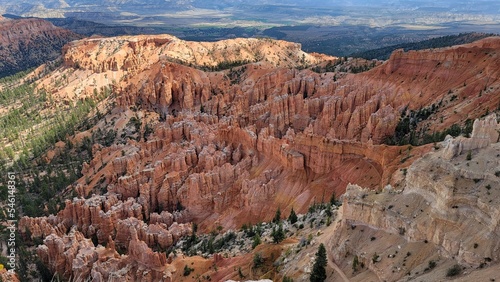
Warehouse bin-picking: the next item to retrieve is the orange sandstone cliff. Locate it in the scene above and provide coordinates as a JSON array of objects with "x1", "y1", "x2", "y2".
[{"x1": 18, "y1": 35, "x2": 500, "y2": 280}]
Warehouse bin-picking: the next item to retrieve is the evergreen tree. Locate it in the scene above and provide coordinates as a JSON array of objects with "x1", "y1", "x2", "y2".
[
  {"x1": 352, "y1": 255, "x2": 359, "y2": 271},
  {"x1": 252, "y1": 233, "x2": 261, "y2": 249},
  {"x1": 253, "y1": 253, "x2": 264, "y2": 268},
  {"x1": 310, "y1": 243, "x2": 327, "y2": 282},
  {"x1": 271, "y1": 223, "x2": 285, "y2": 244},
  {"x1": 329, "y1": 193, "x2": 336, "y2": 206},
  {"x1": 288, "y1": 207, "x2": 298, "y2": 224},
  {"x1": 273, "y1": 207, "x2": 281, "y2": 223}
]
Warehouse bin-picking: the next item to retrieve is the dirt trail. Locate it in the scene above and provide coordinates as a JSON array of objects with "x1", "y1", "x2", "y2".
[{"x1": 320, "y1": 207, "x2": 350, "y2": 282}]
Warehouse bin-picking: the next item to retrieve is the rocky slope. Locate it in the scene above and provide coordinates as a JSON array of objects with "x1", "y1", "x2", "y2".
[
  {"x1": 325, "y1": 113, "x2": 500, "y2": 282},
  {"x1": 13, "y1": 35, "x2": 500, "y2": 280},
  {"x1": 0, "y1": 16, "x2": 82, "y2": 77}
]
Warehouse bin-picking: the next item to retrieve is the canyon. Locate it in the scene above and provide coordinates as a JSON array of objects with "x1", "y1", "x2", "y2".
[{"x1": 5, "y1": 34, "x2": 500, "y2": 281}]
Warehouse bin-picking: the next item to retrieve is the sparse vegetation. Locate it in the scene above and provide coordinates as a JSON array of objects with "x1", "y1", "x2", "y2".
[
  {"x1": 427, "y1": 260, "x2": 437, "y2": 270},
  {"x1": 238, "y1": 267, "x2": 245, "y2": 279},
  {"x1": 401, "y1": 168, "x2": 408, "y2": 176},
  {"x1": 253, "y1": 253, "x2": 264, "y2": 268},
  {"x1": 227, "y1": 66, "x2": 247, "y2": 85},
  {"x1": 446, "y1": 264, "x2": 462, "y2": 277},
  {"x1": 273, "y1": 207, "x2": 282, "y2": 223},
  {"x1": 252, "y1": 234, "x2": 261, "y2": 249},
  {"x1": 351, "y1": 33, "x2": 495, "y2": 60},
  {"x1": 204, "y1": 60, "x2": 252, "y2": 72},
  {"x1": 352, "y1": 255, "x2": 359, "y2": 271},
  {"x1": 288, "y1": 207, "x2": 298, "y2": 224},
  {"x1": 0, "y1": 69, "x2": 117, "y2": 279},
  {"x1": 311, "y1": 58, "x2": 377, "y2": 74},
  {"x1": 385, "y1": 104, "x2": 474, "y2": 146},
  {"x1": 372, "y1": 253, "x2": 380, "y2": 263},
  {"x1": 399, "y1": 227, "x2": 406, "y2": 235},
  {"x1": 310, "y1": 243, "x2": 327, "y2": 282},
  {"x1": 466, "y1": 150, "x2": 472, "y2": 161},
  {"x1": 183, "y1": 265, "x2": 194, "y2": 276},
  {"x1": 271, "y1": 223, "x2": 286, "y2": 244},
  {"x1": 182, "y1": 223, "x2": 199, "y2": 252},
  {"x1": 329, "y1": 193, "x2": 337, "y2": 206}
]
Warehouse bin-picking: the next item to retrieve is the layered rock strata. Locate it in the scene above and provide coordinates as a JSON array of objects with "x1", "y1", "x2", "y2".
[
  {"x1": 330, "y1": 114, "x2": 500, "y2": 281},
  {"x1": 19, "y1": 35, "x2": 500, "y2": 280}
]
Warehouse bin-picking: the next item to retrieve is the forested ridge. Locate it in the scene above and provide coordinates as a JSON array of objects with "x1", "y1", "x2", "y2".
[{"x1": 351, "y1": 32, "x2": 496, "y2": 60}]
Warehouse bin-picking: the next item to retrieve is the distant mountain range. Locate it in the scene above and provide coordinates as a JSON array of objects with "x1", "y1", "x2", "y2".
[
  {"x1": 0, "y1": 16, "x2": 82, "y2": 77},
  {"x1": 0, "y1": 1, "x2": 499, "y2": 77},
  {"x1": 1, "y1": 0, "x2": 499, "y2": 29},
  {"x1": 1, "y1": 1, "x2": 499, "y2": 59}
]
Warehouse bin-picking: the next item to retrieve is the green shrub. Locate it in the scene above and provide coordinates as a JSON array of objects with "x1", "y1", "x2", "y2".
[
  {"x1": 372, "y1": 253, "x2": 380, "y2": 263},
  {"x1": 253, "y1": 253, "x2": 264, "y2": 268},
  {"x1": 252, "y1": 234, "x2": 261, "y2": 249},
  {"x1": 466, "y1": 150, "x2": 472, "y2": 161},
  {"x1": 352, "y1": 255, "x2": 359, "y2": 271},
  {"x1": 446, "y1": 264, "x2": 461, "y2": 277},
  {"x1": 183, "y1": 265, "x2": 194, "y2": 276}
]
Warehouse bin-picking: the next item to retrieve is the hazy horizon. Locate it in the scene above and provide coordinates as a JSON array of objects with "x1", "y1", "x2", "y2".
[{"x1": 1, "y1": 0, "x2": 499, "y2": 29}]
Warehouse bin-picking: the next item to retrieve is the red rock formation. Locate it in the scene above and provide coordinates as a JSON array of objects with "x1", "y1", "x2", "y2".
[
  {"x1": 36, "y1": 226, "x2": 172, "y2": 281},
  {"x1": 19, "y1": 35, "x2": 500, "y2": 280},
  {"x1": 0, "y1": 269, "x2": 20, "y2": 282}
]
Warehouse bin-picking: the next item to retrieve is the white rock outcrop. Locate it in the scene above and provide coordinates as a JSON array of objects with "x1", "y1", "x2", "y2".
[{"x1": 442, "y1": 113, "x2": 500, "y2": 159}]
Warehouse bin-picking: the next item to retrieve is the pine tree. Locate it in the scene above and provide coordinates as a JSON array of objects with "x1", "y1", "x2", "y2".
[
  {"x1": 252, "y1": 233, "x2": 261, "y2": 249},
  {"x1": 352, "y1": 255, "x2": 359, "y2": 271},
  {"x1": 310, "y1": 243, "x2": 327, "y2": 282},
  {"x1": 288, "y1": 207, "x2": 298, "y2": 224},
  {"x1": 273, "y1": 207, "x2": 281, "y2": 223},
  {"x1": 329, "y1": 192, "x2": 336, "y2": 206},
  {"x1": 271, "y1": 223, "x2": 285, "y2": 244}
]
